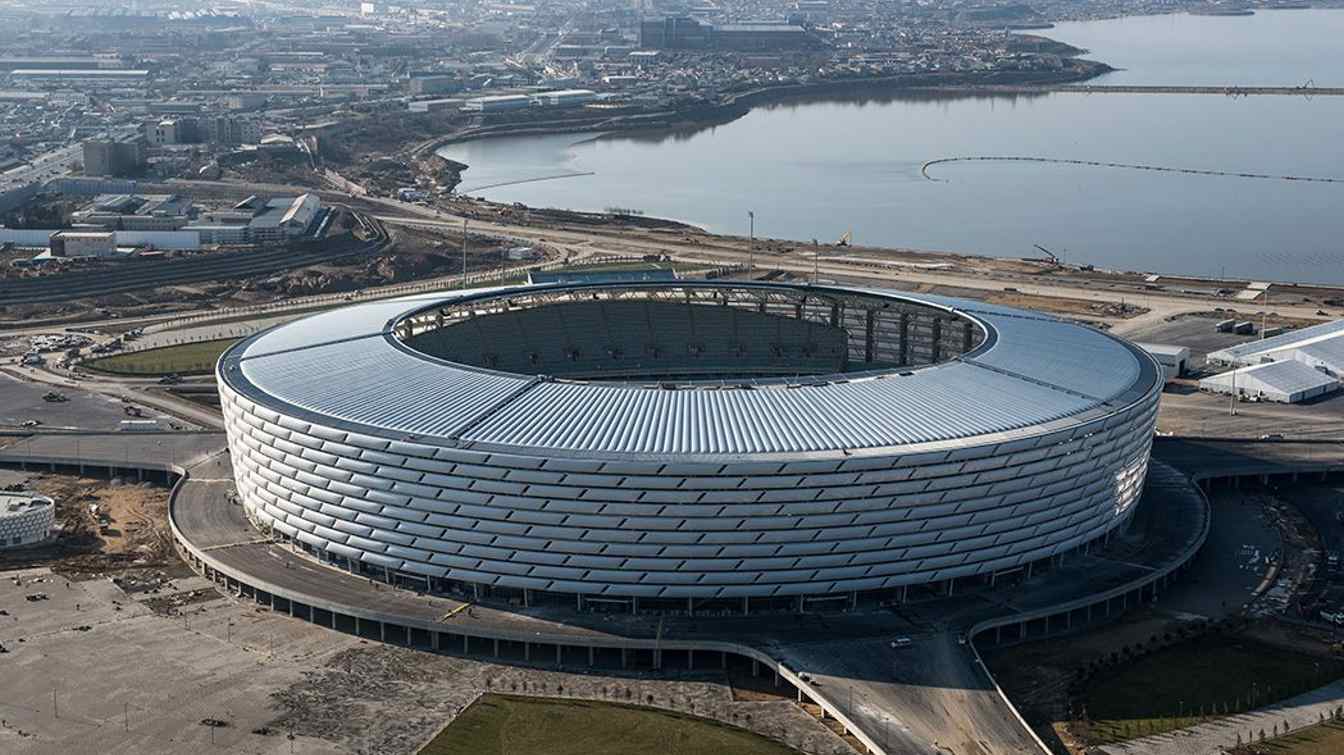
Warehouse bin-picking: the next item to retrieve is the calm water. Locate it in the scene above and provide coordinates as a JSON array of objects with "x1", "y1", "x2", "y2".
[{"x1": 440, "y1": 10, "x2": 1344, "y2": 283}]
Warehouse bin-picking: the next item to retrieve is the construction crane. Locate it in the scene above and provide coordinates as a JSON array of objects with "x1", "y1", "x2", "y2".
[{"x1": 1033, "y1": 244, "x2": 1060, "y2": 266}]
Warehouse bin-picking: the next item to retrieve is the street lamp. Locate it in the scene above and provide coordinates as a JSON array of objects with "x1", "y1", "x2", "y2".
[{"x1": 747, "y1": 211, "x2": 755, "y2": 275}]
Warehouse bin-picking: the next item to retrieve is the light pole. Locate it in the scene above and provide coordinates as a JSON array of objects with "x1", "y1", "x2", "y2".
[
  {"x1": 747, "y1": 211, "x2": 755, "y2": 275},
  {"x1": 462, "y1": 217, "x2": 468, "y2": 288}
]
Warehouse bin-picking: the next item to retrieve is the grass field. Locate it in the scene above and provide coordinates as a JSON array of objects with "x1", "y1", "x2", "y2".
[
  {"x1": 1074, "y1": 634, "x2": 1344, "y2": 744},
  {"x1": 82, "y1": 338, "x2": 239, "y2": 376},
  {"x1": 1234, "y1": 720, "x2": 1344, "y2": 753},
  {"x1": 418, "y1": 695, "x2": 798, "y2": 755}
]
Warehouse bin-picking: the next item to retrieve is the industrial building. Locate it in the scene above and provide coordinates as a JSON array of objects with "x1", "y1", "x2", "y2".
[
  {"x1": 188, "y1": 194, "x2": 321, "y2": 246},
  {"x1": 1136, "y1": 343, "x2": 1191, "y2": 382},
  {"x1": 218, "y1": 282, "x2": 1160, "y2": 613},
  {"x1": 1199, "y1": 360, "x2": 1339, "y2": 404},
  {"x1": 408, "y1": 98, "x2": 463, "y2": 114},
  {"x1": 639, "y1": 16, "x2": 814, "y2": 51},
  {"x1": 532, "y1": 89, "x2": 597, "y2": 108},
  {"x1": 71, "y1": 193, "x2": 194, "y2": 231},
  {"x1": 1202, "y1": 319, "x2": 1344, "y2": 403},
  {"x1": 82, "y1": 134, "x2": 146, "y2": 177},
  {"x1": 462, "y1": 94, "x2": 533, "y2": 113},
  {"x1": 0, "y1": 493, "x2": 55, "y2": 549},
  {"x1": 48, "y1": 230, "x2": 117, "y2": 258},
  {"x1": 408, "y1": 74, "x2": 460, "y2": 96},
  {"x1": 1208, "y1": 319, "x2": 1344, "y2": 372}
]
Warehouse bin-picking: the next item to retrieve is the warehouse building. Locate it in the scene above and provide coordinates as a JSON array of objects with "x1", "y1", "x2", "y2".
[
  {"x1": 640, "y1": 16, "x2": 814, "y2": 51},
  {"x1": 1199, "y1": 360, "x2": 1339, "y2": 404},
  {"x1": 1136, "y1": 343, "x2": 1191, "y2": 382},
  {"x1": 532, "y1": 89, "x2": 596, "y2": 108},
  {"x1": 462, "y1": 94, "x2": 532, "y2": 113},
  {"x1": 48, "y1": 230, "x2": 117, "y2": 258},
  {"x1": 1208, "y1": 319, "x2": 1344, "y2": 374}
]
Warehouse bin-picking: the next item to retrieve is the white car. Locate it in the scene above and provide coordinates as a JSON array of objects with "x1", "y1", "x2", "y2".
[{"x1": 890, "y1": 637, "x2": 912, "y2": 649}]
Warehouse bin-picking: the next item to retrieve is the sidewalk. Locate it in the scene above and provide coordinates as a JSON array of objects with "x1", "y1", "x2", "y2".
[{"x1": 1098, "y1": 678, "x2": 1344, "y2": 755}]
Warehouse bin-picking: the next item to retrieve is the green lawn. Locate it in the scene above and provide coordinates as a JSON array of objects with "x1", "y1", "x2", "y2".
[
  {"x1": 1237, "y1": 719, "x2": 1344, "y2": 753},
  {"x1": 1074, "y1": 635, "x2": 1344, "y2": 744},
  {"x1": 82, "y1": 338, "x2": 240, "y2": 376},
  {"x1": 419, "y1": 694, "x2": 797, "y2": 755}
]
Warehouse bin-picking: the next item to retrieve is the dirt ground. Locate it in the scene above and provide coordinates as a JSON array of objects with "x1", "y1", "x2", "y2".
[{"x1": 0, "y1": 470, "x2": 181, "y2": 582}]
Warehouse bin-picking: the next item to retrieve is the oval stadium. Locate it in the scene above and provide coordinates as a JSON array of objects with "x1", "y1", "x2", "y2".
[{"x1": 217, "y1": 280, "x2": 1161, "y2": 614}]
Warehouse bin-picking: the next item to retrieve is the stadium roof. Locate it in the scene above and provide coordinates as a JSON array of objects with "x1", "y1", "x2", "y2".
[{"x1": 222, "y1": 283, "x2": 1158, "y2": 460}]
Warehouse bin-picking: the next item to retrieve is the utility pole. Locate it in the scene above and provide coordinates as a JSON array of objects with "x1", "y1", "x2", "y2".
[
  {"x1": 812, "y1": 239, "x2": 819, "y2": 284},
  {"x1": 462, "y1": 218, "x2": 468, "y2": 288},
  {"x1": 1262, "y1": 289, "x2": 1269, "y2": 340},
  {"x1": 747, "y1": 210, "x2": 754, "y2": 275}
]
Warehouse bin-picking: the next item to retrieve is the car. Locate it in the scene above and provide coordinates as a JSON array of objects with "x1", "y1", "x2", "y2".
[
  {"x1": 21, "y1": 419, "x2": 41, "y2": 427},
  {"x1": 1260, "y1": 433, "x2": 1285, "y2": 441},
  {"x1": 890, "y1": 637, "x2": 913, "y2": 649}
]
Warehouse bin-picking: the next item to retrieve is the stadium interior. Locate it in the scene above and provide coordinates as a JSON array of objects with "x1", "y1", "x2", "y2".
[{"x1": 398, "y1": 284, "x2": 987, "y2": 383}]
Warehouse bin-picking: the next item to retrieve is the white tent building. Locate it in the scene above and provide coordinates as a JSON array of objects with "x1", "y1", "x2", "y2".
[{"x1": 1199, "y1": 360, "x2": 1339, "y2": 404}]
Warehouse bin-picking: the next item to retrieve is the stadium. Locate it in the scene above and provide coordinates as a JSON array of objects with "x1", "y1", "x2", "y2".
[{"x1": 217, "y1": 280, "x2": 1161, "y2": 614}]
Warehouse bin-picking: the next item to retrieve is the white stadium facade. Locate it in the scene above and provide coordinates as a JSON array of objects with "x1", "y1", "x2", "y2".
[{"x1": 217, "y1": 281, "x2": 1162, "y2": 613}]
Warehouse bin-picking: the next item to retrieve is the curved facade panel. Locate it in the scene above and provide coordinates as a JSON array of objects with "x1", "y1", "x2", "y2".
[{"x1": 218, "y1": 282, "x2": 1161, "y2": 604}]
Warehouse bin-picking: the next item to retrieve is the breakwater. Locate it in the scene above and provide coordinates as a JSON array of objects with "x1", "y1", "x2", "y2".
[{"x1": 921, "y1": 156, "x2": 1344, "y2": 184}]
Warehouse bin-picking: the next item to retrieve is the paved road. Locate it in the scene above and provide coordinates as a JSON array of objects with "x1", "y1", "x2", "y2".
[{"x1": 1154, "y1": 438, "x2": 1344, "y2": 480}]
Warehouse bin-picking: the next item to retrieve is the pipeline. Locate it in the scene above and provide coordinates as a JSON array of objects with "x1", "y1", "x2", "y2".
[{"x1": 921, "y1": 156, "x2": 1344, "y2": 184}]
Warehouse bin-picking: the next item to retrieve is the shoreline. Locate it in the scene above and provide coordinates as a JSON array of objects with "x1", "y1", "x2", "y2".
[{"x1": 421, "y1": 61, "x2": 1113, "y2": 160}]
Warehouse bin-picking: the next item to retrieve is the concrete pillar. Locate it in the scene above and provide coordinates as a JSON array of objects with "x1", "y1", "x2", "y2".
[
  {"x1": 525, "y1": 642, "x2": 531, "y2": 661},
  {"x1": 588, "y1": 646, "x2": 595, "y2": 666},
  {"x1": 752, "y1": 659, "x2": 759, "y2": 677},
  {"x1": 577, "y1": 594, "x2": 583, "y2": 612},
  {"x1": 1065, "y1": 611, "x2": 1072, "y2": 630},
  {"x1": 797, "y1": 687, "x2": 803, "y2": 703},
  {"x1": 1026, "y1": 562, "x2": 1033, "y2": 579},
  {"x1": 620, "y1": 648, "x2": 627, "y2": 669},
  {"x1": 688, "y1": 596, "x2": 694, "y2": 616},
  {"x1": 945, "y1": 578, "x2": 955, "y2": 597},
  {"x1": 329, "y1": 610, "x2": 336, "y2": 629},
  {"x1": 721, "y1": 651, "x2": 727, "y2": 670},
  {"x1": 901, "y1": 585, "x2": 908, "y2": 603},
  {"x1": 632, "y1": 597, "x2": 639, "y2": 616},
  {"x1": 464, "y1": 634, "x2": 470, "y2": 654},
  {"x1": 994, "y1": 625, "x2": 1001, "y2": 644},
  {"x1": 432, "y1": 631, "x2": 441, "y2": 651},
  {"x1": 523, "y1": 589, "x2": 530, "y2": 608},
  {"x1": 287, "y1": 600, "x2": 294, "y2": 617},
  {"x1": 555, "y1": 644, "x2": 562, "y2": 666},
  {"x1": 688, "y1": 649, "x2": 694, "y2": 670},
  {"x1": 355, "y1": 616, "x2": 362, "y2": 635},
  {"x1": 742, "y1": 596, "x2": 749, "y2": 615},
  {"x1": 773, "y1": 668, "x2": 780, "y2": 688},
  {"x1": 379, "y1": 622, "x2": 386, "y2": 642},
  {"x1": 494, "y1": 638, "x2": 500, "y2": 657}
]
